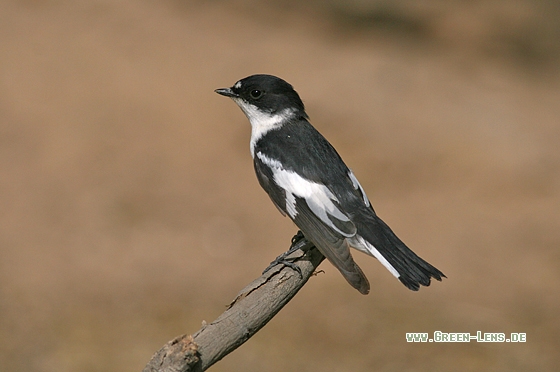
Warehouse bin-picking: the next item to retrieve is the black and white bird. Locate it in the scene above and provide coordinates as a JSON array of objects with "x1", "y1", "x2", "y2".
[{"x1": 215, "y1": 74, "x2": 444, "y2": 294}]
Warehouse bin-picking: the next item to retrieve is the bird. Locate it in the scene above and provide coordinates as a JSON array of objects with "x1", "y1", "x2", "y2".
[{"x1": 215, "y1": 74, "x2": 445, "y2": 294}]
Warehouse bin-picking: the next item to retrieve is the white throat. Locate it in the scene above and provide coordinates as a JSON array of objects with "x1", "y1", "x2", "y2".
[{"x1": 232, "y1": 98, "x2": 295, "y2": 157}]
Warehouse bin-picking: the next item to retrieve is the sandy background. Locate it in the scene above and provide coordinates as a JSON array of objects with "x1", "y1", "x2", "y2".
[{"x1": 1, "y1": 1, "x2": 559, "y2": 371}]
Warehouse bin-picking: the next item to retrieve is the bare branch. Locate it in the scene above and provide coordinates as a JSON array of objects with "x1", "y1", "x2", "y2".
[{"x1": 143, "y1": 235, "x2": 324, "y2": 372}]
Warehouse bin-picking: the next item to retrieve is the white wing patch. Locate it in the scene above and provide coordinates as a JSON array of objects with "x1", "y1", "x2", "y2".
[
  {"x1": 348, "y1": 170, "x2": 370, "y2": 207},
  {"x1": 350, "y1": 235, "x2": 400, "y2": 278},
  {"x1": 255, "y1": 154, "x2": 399, "y2": 279},
  {"x1": 231, "y1": 98, "x2": 296, "y2": 157},
  {"x1": 257, "y1": 151, "x2": 353, "y2": 237},
  {"x1": 285, "y1": 190, "x2": 297, "y2": 218}
]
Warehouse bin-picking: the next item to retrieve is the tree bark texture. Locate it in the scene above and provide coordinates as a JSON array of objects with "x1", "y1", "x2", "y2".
[{"x1": 143, "y1": 235, "x2": 324, "y2": 372}]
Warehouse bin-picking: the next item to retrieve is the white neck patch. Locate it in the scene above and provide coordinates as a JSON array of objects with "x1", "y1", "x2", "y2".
[{"x1": 231, "y1": 98, "x2": 296, "y2": 157}]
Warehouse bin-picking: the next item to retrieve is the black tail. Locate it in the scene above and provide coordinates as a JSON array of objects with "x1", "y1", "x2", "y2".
[{"x1": 359, "y1": 216, "x2": 445, "y2": 291}]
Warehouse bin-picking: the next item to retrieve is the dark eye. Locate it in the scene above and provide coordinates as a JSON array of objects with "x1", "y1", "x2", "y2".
[{"x1": 250, "y1": 89, "x2": 263, "y2": 99}]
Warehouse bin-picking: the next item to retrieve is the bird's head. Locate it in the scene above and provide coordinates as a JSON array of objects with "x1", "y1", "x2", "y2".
[{"x1": 215, "y1": 74, "x2": 308, "y2": 122}]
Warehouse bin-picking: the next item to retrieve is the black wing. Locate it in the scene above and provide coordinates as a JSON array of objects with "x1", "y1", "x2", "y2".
[{"x1": 253, "y1": 152, "x2": 370, "y2": 294}]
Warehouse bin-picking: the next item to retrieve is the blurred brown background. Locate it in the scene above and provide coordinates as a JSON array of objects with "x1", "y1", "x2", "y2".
[{"x1": 1, "y1": 1, "x2": 559, "y2": 371}]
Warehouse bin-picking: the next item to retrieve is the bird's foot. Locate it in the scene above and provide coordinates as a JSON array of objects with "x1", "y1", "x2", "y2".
[
  {"x1": 290, "y1": 230, "x2": 305, "y2": 245},
  {"x1": 262, "y1": 256, "x2": 303, "y2": 278},
  {"x1": 262, "y1": 231, "x2": 310, "y2": 278}
]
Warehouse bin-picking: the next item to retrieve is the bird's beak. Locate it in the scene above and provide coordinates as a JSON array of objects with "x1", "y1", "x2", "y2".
[{"x1": 214, "y1": 87, "x2": 238, "y2": 98}]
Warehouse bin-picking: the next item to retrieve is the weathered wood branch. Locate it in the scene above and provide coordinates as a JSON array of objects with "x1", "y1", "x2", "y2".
[{"x1": 143, "y1": 234, "x2": 325, "y2": 372}]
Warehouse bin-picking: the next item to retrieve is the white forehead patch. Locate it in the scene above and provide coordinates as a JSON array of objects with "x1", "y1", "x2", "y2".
[{"x1": 234, "y1": 81, "x2": 242, "y2": 89}]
